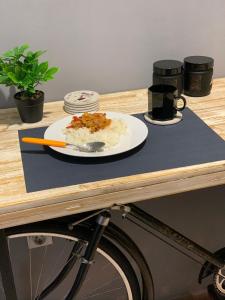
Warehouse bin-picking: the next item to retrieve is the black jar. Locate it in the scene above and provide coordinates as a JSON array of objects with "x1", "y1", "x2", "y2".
[
  {"x1": 153, "y1": 60, "x2": 183, "y2": 96},
  {"x1": 183, "y1": 56, "x2": 214, "y2": 97}
]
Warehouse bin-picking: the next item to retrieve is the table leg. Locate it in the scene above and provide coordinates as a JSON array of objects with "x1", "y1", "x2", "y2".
[{"x1": 0, "y1": 230, "x2": 18, "y2": 300}]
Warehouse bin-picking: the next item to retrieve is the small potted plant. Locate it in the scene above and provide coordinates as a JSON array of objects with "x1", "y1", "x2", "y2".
[{"x1": 0, "y1": 44, "x2": 59, "y2": 123}]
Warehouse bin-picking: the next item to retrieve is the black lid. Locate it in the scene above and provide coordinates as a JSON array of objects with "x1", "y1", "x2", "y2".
[
  {"x1": 153, "y1": 60, "x2": 183, "y2": 76},
  {"x1": 184, "y1": 56, "x2": 214, "y2": 71}
]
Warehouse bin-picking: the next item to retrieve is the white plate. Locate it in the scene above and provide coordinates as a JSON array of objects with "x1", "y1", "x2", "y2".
[
  {"x1": 64, "y1": 90, "x2": 99, "y2": 105},
  {"x1": 64, "y1": 106, "x2": 99, "y2": 114},
  {"x1": 64, "y1": 104, "x2": 99, "y2": 110},
  {"x1": 44, "y1": 112, "x2": 148, "y2": 157},
  {"x1": 64, "y1": 102, "x2": 98, "y2": 108}
]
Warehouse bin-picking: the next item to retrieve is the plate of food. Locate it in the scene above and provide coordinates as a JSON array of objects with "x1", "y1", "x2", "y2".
[{"x1": 44, "y1": 112, "x2": 148, "y2": 157}]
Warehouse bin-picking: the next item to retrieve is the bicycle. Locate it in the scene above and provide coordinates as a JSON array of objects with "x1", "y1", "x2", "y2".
[{"x1": 0, "y1": 203, "x2": 224, "y2": 300}]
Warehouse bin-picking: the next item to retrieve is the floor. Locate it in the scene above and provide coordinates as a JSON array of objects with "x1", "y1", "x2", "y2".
[{"x1": 177, "y1": 285, "x2": 223, "y2": 300}]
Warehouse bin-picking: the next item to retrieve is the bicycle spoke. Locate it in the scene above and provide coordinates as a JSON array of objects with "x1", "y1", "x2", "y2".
[
  {"x1": 83, "y1": 276, "x2": 121, "y2": 294},
  {"x1": 34, "y1": 246, "x2": 48, "y2": 299},
  {"x1": 81, "y1": 261, "x2": 112, "y2": 286},
  {"x1": 77, "y1": 257, "x2": 126, "y2": 299},
  {"x1": 29, "y1": 247, "x2": 33, "y2": 300},
  {"x1": 81, "y1": 286, "x2": 123, "y2": 299},
  {"x1": 3, "y1": 232, "x2": 138, "y2": 300},
  {"x1": 45, "y1": 241, "x2": 68, "y2": 287}
]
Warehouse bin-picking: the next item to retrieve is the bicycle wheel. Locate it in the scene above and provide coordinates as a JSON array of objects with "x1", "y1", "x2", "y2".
[{"x1": 0, "y1": 224, "x2": 141, "y2": 300}]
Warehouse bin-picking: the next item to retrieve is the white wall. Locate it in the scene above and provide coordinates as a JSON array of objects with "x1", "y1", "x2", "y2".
[{"x1": 0, "y1": 0, "x2": 225, "y2": 108}]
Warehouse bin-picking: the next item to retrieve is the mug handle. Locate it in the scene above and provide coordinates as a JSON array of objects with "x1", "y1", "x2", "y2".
[{"x1": 174, "y1": 95, "x2": 186, "y2": 111}]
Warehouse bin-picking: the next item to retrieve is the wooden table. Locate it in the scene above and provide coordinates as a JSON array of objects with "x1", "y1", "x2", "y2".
[{"x1": 1, "y1": 78, "x2": 225, "y2": 229}]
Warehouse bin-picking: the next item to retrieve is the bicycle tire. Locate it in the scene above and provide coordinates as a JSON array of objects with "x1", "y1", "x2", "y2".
[
  {"x1": 106, "y1": 222, "x2": 154, "y2": 300},
  {"x1": 3, "y1": 223, "x2": 141, "y2": 300}
]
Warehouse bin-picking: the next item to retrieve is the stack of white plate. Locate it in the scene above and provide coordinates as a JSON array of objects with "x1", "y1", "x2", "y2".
[{"x1": 64, "y1": 90, "x2": 99, "y2": 114}]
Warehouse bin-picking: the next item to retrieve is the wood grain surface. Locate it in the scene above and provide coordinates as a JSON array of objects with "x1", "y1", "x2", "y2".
[{"x1": 1, "y1": 78, "x2": 225, "y2": 229}]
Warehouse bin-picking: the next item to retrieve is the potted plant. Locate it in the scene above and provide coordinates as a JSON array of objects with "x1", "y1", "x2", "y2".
[{"x1": 0, "y1": 44, "x2": 59, "y2": 123}]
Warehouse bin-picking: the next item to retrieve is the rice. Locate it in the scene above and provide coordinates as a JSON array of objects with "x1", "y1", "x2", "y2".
[{"x1": 64, "y1": 119, "x2": 127, "y2": 149}]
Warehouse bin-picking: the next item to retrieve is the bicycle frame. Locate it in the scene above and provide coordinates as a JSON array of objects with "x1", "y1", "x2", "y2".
[
  {"x1": 126, "y1": 204, "x2": 224, "y2": 268},
  {"x1": 0, "y1": 203, "x2": 224, "y2": 300},
  {"x1": 63, "y1": 203, "x2": 225, "y2": 299}
]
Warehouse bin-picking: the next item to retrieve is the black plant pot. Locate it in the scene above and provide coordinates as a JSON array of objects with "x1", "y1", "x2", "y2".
[{"x1": 14, "y1": 91, "x2": 44, "y2": 123}]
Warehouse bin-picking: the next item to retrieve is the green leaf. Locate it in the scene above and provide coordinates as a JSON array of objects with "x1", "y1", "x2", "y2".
[
  {"x1": 45, "y1": 67, "x2": 59, "y2": 76},
  {"x1": 26, "y1": 51, "x2": 33, "y2": 57},
  {"x1": 0, "y1": 75, "x2": 9, "y2": 83},
  {"x1": 24, "y1": 55, "x2": 36, "y2": 65},
  {"x1": 38, "y1": 61, "x2": 48, "y2": 74},
  {"x1": 18, "y1": 44, "x2": 29, "y2": 54},
  {"x1": 27, "y1": 86, "x2": 35, "y2": 94},
  {"x1": 42, "y1": 67, "x2": 59, "y2": 81},
  {"x1": 0, "y1": 44, "x2": 58, "y2": 93},
  {"x1": 7, "y1": 72, "x2": 19, "y2": 83},
  {"x1": 42, "y1": 76, "x2": 52, "y2": 81},
  {"x1": 2, "y1": 44, "x2": 29, "y2": 60},
  {"x1": 15, "y1": 66, "x2": 25, "y2": 80},
  {"x1": 15, "y1": 66, "x2": 21, "y2": 76},
  {"x1": 33, "y1": 50, "x2": 46, "y2": 59},
  {"x1": 32, "y1": 61, "x2": 39, "y2": 73},
  {"x1": 2, "y1": 49, "x2": 15, "y2": 57},
  {"x1": 24, "y1": 49, "x2": 45, "y2": 64},
  {"x1": 3, "y1": 65, "x2": 14, "y2": 73},
  {"x1": 14, "y1": 44, "x2": 29, "y2": 58}
]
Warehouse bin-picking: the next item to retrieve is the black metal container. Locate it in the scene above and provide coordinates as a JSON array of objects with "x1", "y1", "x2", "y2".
[
  {"x1": 153, "y1": 60, "x2": 183, "y2": 96},
  {"x1": 183, "y1": 56, "x2": 214, "y2": 97}
]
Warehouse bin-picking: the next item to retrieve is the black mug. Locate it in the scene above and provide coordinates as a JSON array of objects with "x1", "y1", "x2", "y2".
[{"x1": 148, "y1": 84, "x2": 186, "y2": 121}]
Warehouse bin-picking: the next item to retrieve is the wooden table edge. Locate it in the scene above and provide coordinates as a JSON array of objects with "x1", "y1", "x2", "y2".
[
  {"x1": 1, "y1": 159, "x2": 225, "y2": 228},
  {"x1": 1, "y1": 77, "x2": 225, "y2": 228}
]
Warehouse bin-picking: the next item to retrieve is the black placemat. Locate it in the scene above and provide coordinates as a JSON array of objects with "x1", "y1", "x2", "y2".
[{"x1": 18, "y1": 109, "x2": 225, "y2": 193}]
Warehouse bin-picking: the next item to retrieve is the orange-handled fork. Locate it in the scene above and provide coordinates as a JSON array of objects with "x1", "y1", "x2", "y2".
[
  {"x1": 22, "y1": 137, "x2": 105, "y2": 152},
  {"x1": 22, "y1": 137, "x2": 67, "y2": 148}
]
